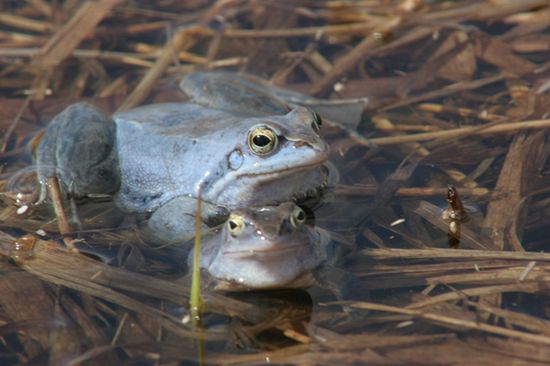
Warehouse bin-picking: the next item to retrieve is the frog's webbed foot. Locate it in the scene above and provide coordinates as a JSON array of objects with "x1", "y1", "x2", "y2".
[
  {"x1": 180, "y1": 71, "x2": 368, "y2": 128},
  {"x1": 36, "y1": 103, "x2": 120, "y2": 201},
  {"x1": 140, "y1": 196, "x2": 229, "y2": 245},
  {"x1": 313, "y1": 265, "x2": 368, "y2": 301},
  {"x1": 313, "y1": 265, "x2": 368, "y2": 319},
  {"x1": 180, "y1": 71, "x2": 291, "y2": 116}
]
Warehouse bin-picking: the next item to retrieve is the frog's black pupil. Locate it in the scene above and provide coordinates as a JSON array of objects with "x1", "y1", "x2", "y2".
[
  {"x1": 229, "y1": 221, "x2": 237, "y2": 230},
  {"x1": 253, "y1": 134, "x2": 271, "y2": 147},
  {"x1": 297, "y1": 211, "x2": 305, "y2": 221}
]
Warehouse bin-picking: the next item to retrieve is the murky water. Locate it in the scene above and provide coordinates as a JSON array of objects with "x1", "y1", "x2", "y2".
[{"x1": 1, "y1": 1, "x2": 550, "y2": 365}]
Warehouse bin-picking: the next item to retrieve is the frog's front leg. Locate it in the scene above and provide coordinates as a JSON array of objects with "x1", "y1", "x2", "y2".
[
  {"x1": 36, "y1": 103, "x2": 120, "y2": 201},
  {"x1": 140, "y1": 196, "x2": 230, "y2": 245}
]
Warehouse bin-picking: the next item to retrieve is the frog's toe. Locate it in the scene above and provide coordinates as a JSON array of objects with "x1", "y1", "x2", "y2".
[{"x1": 36, "y1": 103, "x2": 120, "y2": 198}]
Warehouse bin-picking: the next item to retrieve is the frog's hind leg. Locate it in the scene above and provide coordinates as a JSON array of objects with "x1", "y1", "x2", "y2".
[{"x1": 36, "y1": 103, "x2": 120, "y2": 201}]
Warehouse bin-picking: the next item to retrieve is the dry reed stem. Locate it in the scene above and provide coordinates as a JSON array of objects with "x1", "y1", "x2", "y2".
[
  {"x1": 46, "y1": 176, "x2": 72, "y2": 249},
  {"x1": 407, "y1": 283, "x2": 542, "y2": 309},
  {"x1": 219, "y1": 21, "x2": 384, "y2": 38},
  {"x1": 482, "y1": 131, "x2": 544, "y2": 250},
  {"x1": 380, "y1": 73, "x2": 506, "y2": 111},
  {"x1": 440, "y1": 264, "x2": 545, "y2": 285},
  {"x1": 371, "y1": 115, "x2": 476, "y2": 188},
  {"x1": 417, "y1": 103, "x2": 505, "y2": 122},
  {"x1": 349, "y1": 301, "x2": 550, "y2": 347},
  {"x1": 0, "y1": 0, "x2": 549, "y2": 362},
  {"x1": 421, "y1": 0, "x2": 549, "y2": 22},
  {"x1": 309, "y1": 17, "x2": 402, "y2": 97},
  {"x1": 368, "y1": 118, "x2": 550, "y2": 146},
  {"x1": 116, "y1": 27, "x2": 200, "y2": 112},
  {"x1": 462, "y1": 298, "x2": 550, "y2": 336},
  {"x1": 0, "y1": 13, "x2": 53, "y2": 33},
  {"x1": 31, "y1": 0, "x2": 124, "y2": 70},
  {"x1": 26, "y1": 0, "x2": 53, "y2": 17},
  {"x1": 0, "y1": 96, "x2": 29, "y2": 154},
  {"x1": 335, "y1": 185, "x2": 490, "y2": 197},
  {"x1": 362, "y1": 248, "x2": 550, "y2": 261},
  {"x1": 0, "y1": 231, "x2": 261, "y2": 323}
]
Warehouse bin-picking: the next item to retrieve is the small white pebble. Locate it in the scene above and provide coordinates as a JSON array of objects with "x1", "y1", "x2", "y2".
[
  {"x1": 16, "y1": 205, "x2": 29, "y2": 215},
  {"x1": 333, "y1": 82, "x2": 345, "y2": 92},
  {"x1": 87, "y1": 193, "x2": 111, "y2": 198},
  {"x1": 449, "y1": 221, "x2": 459, "y2": 235},
  {"x1": 390, "y1": 218, "x2": 406, "y2": 227},
  {"x1": 35, "y1": 229, "x2": 47, "y2": 237},
  {"x1": 181, "y1": 315, "x2": 190, "y2": 324},
  {"x1": 536, "y1": 79, "x2": 550, "y2": 93},
  {"x1": 314, "y1": 29, "x2": 323, "y2": 41},
  {"x1": 396, "y1": 320, "x2": 414, "y2": 328}
]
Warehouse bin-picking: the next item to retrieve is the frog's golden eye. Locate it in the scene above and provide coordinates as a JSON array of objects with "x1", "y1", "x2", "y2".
[
  {"x1": 311, "y1": 112, "x2": 322, "y2": 135},
  {"x1": 289, "y1": 206, "x2": 306, "y2": 228},
  {"x1": 227, "y1": 214, "x2": 245, "y2": 237},
  {"x1": 248, "y1": 125, "x2": 278, "y2": 155}
]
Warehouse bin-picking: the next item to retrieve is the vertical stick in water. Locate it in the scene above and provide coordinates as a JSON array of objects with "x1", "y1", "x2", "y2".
[
  {"x1": 189, "y1": 190, "x2": 205, "y2": 364},
  {"x1": 190, "y1": 190, "x2": 203, "y2": 324},
  {"x1": 47, "y1": 176, "x2": 75, "y2": 250}
]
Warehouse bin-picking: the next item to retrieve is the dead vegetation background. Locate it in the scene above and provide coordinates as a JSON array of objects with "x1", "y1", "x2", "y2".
[{"x1": 0, "y1": 0, "x2": 550, "y2": 365}]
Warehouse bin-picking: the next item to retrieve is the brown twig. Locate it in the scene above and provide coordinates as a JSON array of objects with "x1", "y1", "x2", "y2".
[
  {"x1": 368, "y1": 118, "x2": 550, "y2": 146},
  {"x1": 348, "y1": 301, "x2": 550, "y2": 347},
  {"x1": 309, "y1": 17, "x2": 402, "y2": 97},
  {"x1": 116, "y1": 27, "x2": 201, "y2": 112},
  {"x1": 46, "y1": 177, "x2": 73, "y2": 250}
]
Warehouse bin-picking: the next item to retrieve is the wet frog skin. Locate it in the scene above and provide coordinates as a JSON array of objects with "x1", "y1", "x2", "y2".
[
  {"x1": 190, "y1": 203, "x2": 330, "y2": 291},
  {"x1": 35, "y1": 73, "x2": 332, "y2": 244}
]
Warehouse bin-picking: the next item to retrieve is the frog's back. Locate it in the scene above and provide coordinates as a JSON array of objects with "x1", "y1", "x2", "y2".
[{"x1": 113, "y1": 103, "x2": 241, "y2": 212}]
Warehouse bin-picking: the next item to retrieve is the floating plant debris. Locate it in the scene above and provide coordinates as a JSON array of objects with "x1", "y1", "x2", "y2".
[
  {"x1": 9, "y1": 234, "x2": 36, "y2": 261},
  {"x1": 0, "y1": 1, "x2": 550, "y2": 365}
]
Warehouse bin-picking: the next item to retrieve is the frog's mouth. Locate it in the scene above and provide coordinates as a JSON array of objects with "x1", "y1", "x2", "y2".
[
  {"x1": 237, "y1": 158, "x2": 325, "y2": 178},
  {"x1": 207, "y1": 156, "x2": 334, "y2": 206},
  {"x1": 221, "y1": 242, "x2": 311, "y2": 259},
  {"x1": 242, "y1": 162, "x2": 331, "y2": 199}
]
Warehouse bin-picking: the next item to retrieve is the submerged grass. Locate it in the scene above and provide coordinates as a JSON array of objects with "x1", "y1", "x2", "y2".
[
  {"x1": 191, "y1": 191, "x2": 205, "y2": 365},
  {"x1": 190, "y1": 190, "x2": 203, "y2": 324}
]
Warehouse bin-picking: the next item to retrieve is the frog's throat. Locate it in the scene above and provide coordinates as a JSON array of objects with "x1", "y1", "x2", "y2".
[{"x1": 212, "y1": 271, "x2": 316, "y2": 291}]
